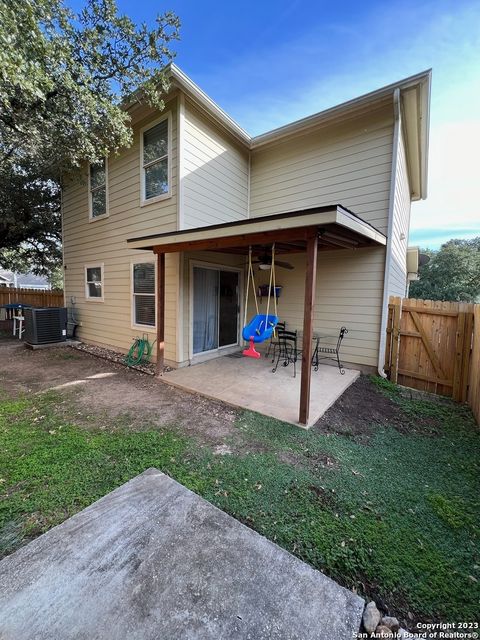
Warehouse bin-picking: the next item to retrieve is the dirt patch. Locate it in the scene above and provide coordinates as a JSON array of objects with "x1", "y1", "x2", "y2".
[
  {"x1": 0, "y1": 339, "x2": 437, "y2": 450},
  {"x1": 276, "y1": 450, "x2": 306, "y2": 467},
  {"x1": 276, "y1": 449, "x2": 338, "y2": 470},
  {"x1": 0, "y1": 339, "x2": 239, "y2": 446},
  {"x1": 313, "y1": 375, "x2": 410, "y2": 438}
]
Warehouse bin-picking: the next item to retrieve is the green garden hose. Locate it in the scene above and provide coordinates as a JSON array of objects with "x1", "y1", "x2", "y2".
[{"x1": 124, "y1": 335, "x2": 153, "y2": 367}]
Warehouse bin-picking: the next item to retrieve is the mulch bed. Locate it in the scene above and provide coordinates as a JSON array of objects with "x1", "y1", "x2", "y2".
[{"x1": 71, "y1": 342, "x2": 172, "y2": 376}]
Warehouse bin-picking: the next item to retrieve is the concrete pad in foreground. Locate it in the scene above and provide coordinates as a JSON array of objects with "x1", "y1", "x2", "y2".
[{"x1": 0, "y1": 469, "x2": 364, "y2": 640}]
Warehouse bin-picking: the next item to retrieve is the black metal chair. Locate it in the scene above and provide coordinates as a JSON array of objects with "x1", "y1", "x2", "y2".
[
  {"x1": 265, "y1": 321, "x2": 286, "y2": 360},
  {"x1": 272, "y1": 329, "x2": 298, "y2": 378},
  {"x1": 312, "y1": 327, "x2": 348, "y2": 374}
]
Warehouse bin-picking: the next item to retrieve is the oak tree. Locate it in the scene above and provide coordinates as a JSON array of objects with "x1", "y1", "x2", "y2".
[{"x1": 0, "y1": 0, "x2": 179, "y2": 277}]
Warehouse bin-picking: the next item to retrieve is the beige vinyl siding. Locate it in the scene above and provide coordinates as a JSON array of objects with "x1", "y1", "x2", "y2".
[
  {"x1": 62, "y1": 98, "x2": 179, "y2": 362},
  {"x1": 387, "y1": 125, "x2": 411, "y2": 297},
  {"x1": 63, "y1": 90, "x2": 400, "y2": 372},
  {"x1": 246, "y1": 247, "x2": 386, "y2": 369},
  {"x1": 182, "y1": 100, "x2": 249, "y2": 229},
  {"x1": 250, "y1": 107, "x2": 394, "y2": 233}
]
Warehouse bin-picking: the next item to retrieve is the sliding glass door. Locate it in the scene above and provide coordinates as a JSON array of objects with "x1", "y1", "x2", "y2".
[
  {"x1": 192, "y1": 266, "x2": 239, "y2": 355},
  {"x1": 193, "y1": 267, "x2": 219, "y2": 354}
]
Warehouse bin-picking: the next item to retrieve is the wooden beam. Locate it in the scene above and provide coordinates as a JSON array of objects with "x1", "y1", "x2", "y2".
[
  {"x1": 322, "y1": 231, "x2": 359, "y2": 247},
  {"x1": 299, "y1": 229, "x2": 318, "y2": 425},
  {"x1": 152, "y1": 227, "x2": 313, "y2": 254},
  {"x1": 209, "y1": 243, "x2": 306, "y2": 257},
  {"x1": 156, "y1": 252, "x2": 165, "y2": 377}
]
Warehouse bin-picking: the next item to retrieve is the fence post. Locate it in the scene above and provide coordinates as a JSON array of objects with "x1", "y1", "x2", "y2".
[
  {"x1": 452, "y1": 312, "x2": 467, "y2": 402},
  {"x1": 384, "y1": 301, "x2": 394, "y2": 375},
  {"x1": 468, "y1": 307, "x2": 480, "y2": 425},
  {"x1": 390, "y1": 296, "x2": 402, "y2": 384}
]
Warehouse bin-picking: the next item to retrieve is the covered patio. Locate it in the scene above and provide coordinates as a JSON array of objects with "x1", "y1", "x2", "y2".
[
  {"x1": 127, "y1": 204, "x2": 386, "y2": 426},
  {"x1": 163, "y1": 352, "x2": 359, "y2": 427}
]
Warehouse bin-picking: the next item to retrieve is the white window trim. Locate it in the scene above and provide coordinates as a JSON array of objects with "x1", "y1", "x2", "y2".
[
  {"x1": 84, "y1": 263, "x2": 104, "y2": 302},
  {"x1": 130, "y1": 259, "x2": 157, "y2": 331},
  {"x1": 139, "y1": 112, "x2": 172, "y2": 207},
  {"x1": 88, "y1": 158, "x2": 109, "y2": 222}
]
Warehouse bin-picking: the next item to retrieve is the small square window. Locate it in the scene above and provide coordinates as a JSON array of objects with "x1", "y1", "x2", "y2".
[{"x1": 85, "y1": 265, "x2": 104, "y2": 301}]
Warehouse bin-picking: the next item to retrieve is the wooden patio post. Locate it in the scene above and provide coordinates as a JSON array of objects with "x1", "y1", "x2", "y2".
[
  {"x1": 156, "y1": 252, "x2": 165, "y2": 377},
  {"x1": 299, "y1": 229, "x2": 318, "y2": 425}
]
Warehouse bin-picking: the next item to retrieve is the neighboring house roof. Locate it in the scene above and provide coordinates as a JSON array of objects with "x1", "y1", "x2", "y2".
[
  {"x1": 134, "y1": 64, "x2": 431, "y2": 202},
  {"x1": 0, "y1": 270, "x2": 13, "y2": 285},
  {"x1": 0, "y1": 270, "x2": 49, "y2": 288}
]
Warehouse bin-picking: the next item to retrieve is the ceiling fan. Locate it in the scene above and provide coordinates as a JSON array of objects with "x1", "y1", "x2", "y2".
[
  {"x1": 255, "y1": 252, "x2": 294, "y2": 270},
  {"x1": 236, "y1": 248, "x2": 294, "y2": 270},
  {"x1": 242, "y1": 248, "x2": 294, "y2": 271}
]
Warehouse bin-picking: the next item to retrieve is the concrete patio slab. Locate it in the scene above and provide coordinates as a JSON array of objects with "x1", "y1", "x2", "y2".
[
  {"x1": 164, "y1": 354, "x2": 359, "y2": 427},
  {"x1": 0, "y1": 469, "x2": 364, "y2": 640}
]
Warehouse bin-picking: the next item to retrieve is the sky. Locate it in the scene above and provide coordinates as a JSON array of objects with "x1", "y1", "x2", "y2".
[{"x1": 75, "y1": 0, "x2": 480, "y2": 249}]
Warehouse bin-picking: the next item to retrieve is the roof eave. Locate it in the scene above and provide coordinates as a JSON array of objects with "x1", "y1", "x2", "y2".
[
  {"x1": 400, "y1": 69, "x2": 431, "y2": 201},
  {"x1": 169, "y1": 63, "x2": 251, "y2": 145},
  {"x1": 250, "y1": 69, "x2": 432, "y2": 151}
]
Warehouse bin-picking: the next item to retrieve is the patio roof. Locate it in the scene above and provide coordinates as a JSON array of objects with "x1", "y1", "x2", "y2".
[
  {"x1": 126, "y1": 204, "x2": 386, "y2": 253},
  {"x1": 127, "y1": 205, "x2": 386, "y2": 427}
]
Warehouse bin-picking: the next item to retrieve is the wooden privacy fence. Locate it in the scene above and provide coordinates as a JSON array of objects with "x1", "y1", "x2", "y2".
[
  {"x1": 385, "y1": 296, "x2": 480, "y2": 424},
  {"x1": 469, "y1": 306, "x2": 480, "y2": 424},
  {"x1": 0, "y1": 287, "x2": 64, "y2": 308}
]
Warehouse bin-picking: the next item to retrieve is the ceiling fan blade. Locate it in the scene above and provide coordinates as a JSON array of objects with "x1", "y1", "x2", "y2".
[{"x1": 276, "y1": 260, "x2": 294, "y2": 270}]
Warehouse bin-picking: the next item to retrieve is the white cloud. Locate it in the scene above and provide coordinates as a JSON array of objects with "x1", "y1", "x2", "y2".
[{"x1": 411, "y1": 120, "x2": 480, "y2": 234}]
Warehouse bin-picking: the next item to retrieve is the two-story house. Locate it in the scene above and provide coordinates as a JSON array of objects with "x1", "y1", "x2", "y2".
[{"x1": 62, "y1": 64, "x2": 431, "y2": 424}]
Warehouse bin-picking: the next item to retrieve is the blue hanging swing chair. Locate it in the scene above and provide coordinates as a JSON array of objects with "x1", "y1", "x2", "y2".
[
  {"x1": 242, "y1": 314, "x2": 278, "y2": 343},
  {"x1": 242, "y1": 246, "x2": 278, "y2": 359}
]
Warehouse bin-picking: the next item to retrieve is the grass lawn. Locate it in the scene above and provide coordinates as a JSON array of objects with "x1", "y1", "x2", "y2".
[{"x1": 0, "y1": 377, "x2": 479, "y2": 627}]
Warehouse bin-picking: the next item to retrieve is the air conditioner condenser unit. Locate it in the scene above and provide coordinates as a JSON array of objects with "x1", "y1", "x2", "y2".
[{"x1": 24, "y1": 307, "x2": 68, "y2": 345}]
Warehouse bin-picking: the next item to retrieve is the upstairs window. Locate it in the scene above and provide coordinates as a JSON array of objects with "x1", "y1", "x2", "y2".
[
  {"x1": 89, "y1": 159, "x2": 108, "y2": 219},
  {"x1": 132, "y1": 262, "x2": 156, "y2": 327},
  {"x1": 85, "y1": 264, "x2": 104, "y2": 301},
  {"x1": 141, "y1": 115, "x2": 170, "y2": 203}
]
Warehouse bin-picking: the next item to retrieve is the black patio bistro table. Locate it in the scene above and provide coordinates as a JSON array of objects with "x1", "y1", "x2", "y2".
[
  {"x1": 273, "y1": 330, "x2": 330, "y2": 377},
  {"x1": 297, "y1": 331, "x2": 331, "y2": 365}
]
